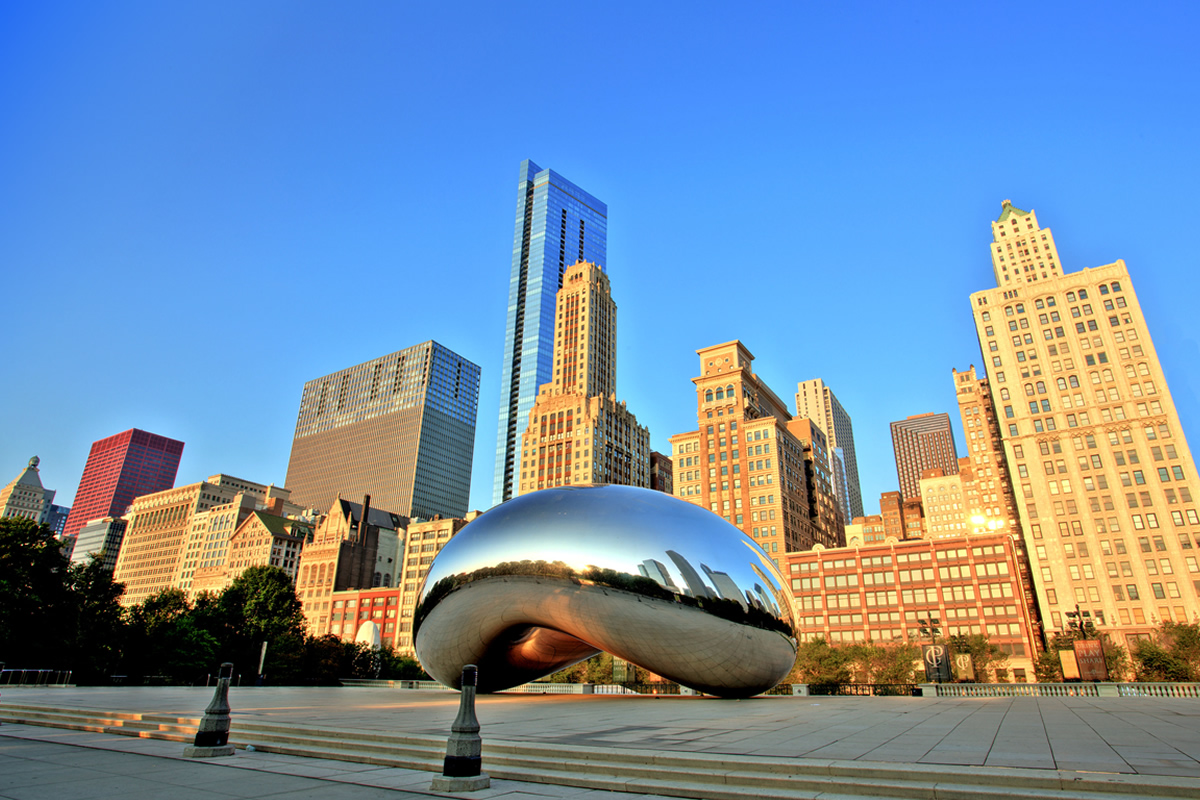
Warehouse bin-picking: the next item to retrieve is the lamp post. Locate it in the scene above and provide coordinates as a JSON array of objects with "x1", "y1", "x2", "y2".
[{"x1": 1064, "y1": 604, "x2": 1099, "y2": 639}]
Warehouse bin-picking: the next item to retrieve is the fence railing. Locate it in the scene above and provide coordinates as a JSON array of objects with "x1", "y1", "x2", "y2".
[
  {"x1": 807, "y1": 683, "x2": 920, "y2": 697},
  {"x1": 925, "y1": 681, "x2": 1200, "y2": 698},
  {"x1": 0, "y1": 669, "x2": 73, "y2": 687}
]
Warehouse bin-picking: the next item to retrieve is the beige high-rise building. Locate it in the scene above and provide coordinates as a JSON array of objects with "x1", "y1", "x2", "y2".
[
  {"x1": 0, "y1": 456, "x2": 55, "y2": 524},
  {"x1": 919, "y1": 468, "x2": 969, "y2": 538},
  {"x1": 971, "y1": 200, "x2": 1200, "y2": 647},
  {"x1": 954, "y1": 366, "x2": 1022, "y2": 534},
  {"x1": 670, "y1": 341, "x2": 840, "y2": 567},
  {"x1": 114, "y1": 475, "x2": 282, "y2": 606},
  {"x1": 517, "y1": 261, "x2": 650, "y2": 493},
  {"x1": 297, "y1": 498, "x2": 407, "y2": 637}
]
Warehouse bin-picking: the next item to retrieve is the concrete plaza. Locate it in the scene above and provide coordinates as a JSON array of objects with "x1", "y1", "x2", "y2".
[{"x1": 1, "y1": 686, "x2": 1199, "y2": 799}]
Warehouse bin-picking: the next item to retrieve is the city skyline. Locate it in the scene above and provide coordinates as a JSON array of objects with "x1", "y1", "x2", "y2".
[{"x1": 3, "y1": 5, "x2": 1199, "y2": 516}]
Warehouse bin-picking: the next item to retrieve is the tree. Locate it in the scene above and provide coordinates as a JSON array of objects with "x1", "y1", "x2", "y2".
[
  {"x1": 846, "y1": 641, "x2": 920, "y2": 684},
  {"x1": 122, "y1": 588, "x2": 217, "y2": 682},
  {"x1": 216, "y1": 566, "x2": 307, "y2": 682},
  {"x1": 0, "y1": 518, "x2": 73, "y2": 667},
  {"x1": 1131, "y1": 621, "x2": 1200, "y2": 682},
  {"x1": 788, "y1": 637, "x2": 852, "y2": 685},
  {"x1": 60, "y1": 556, "x2": 127, "y2": 682}
]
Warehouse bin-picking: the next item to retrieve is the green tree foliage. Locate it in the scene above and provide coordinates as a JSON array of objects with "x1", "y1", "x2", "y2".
[
  {"x1": 0, "y1": 519, "x2": 129, "y2": 677},
  {"x1": 1131, "y1": 621, "x2": 1200, "y2": 682},
  {"x1": 788, "y1": 637, "x2": 852, "y2": 685},
  {"x1": 846, "y1": 641, "x2": 921, "y2": 684}
]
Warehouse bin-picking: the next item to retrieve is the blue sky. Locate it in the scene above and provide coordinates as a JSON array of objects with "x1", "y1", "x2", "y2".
[{"x1": 3, "y1": 2, "x2": 1198, "y2": 516}]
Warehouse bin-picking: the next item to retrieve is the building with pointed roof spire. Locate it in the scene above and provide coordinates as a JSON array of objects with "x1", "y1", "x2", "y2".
[
  {"x1": 0, "y1": 456, "x2": 56, "y2": 524},
  {"x1": 989, "y1": 200, "x2": 1063, "y2": 288}
]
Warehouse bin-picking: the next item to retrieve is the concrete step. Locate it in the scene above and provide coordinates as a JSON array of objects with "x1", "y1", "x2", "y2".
[{"x1": 2, "y1": 703, "x2": 1195, "y2": 800}]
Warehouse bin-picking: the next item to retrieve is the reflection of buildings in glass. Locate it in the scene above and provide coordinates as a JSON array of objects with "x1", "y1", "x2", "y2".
[
  {"x1": 665, "y1": 549, "x2": 713, "y2": 599},
  {"x1": 701, "y1": 563, "x2": 745, "y2": 608},
  {"x1": 637, "y1": 558, "x2": 678, "y2": 590}
]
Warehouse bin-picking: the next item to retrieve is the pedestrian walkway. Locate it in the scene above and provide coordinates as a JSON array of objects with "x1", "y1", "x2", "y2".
[
  {"x1": 2, "y1": 686, "x2": 1199, "y2": 799},
  {"x1": 0, "y1": 723, "x2": 655, "y2": 800}
]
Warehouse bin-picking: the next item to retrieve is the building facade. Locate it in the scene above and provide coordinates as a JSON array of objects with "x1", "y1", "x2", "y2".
[
  {"x1": 112, "y1": 475, "x2": 280, "y2": 605},
  {"x1": 670, "y1": 341, "x2": 841, "y2": 567},
  {"x1": 517, "y1": 261, "x2": 650, "y2": 494},
  {"x1": 284, "y1": 340, "x2": 480, "y2": 520},
  {"x1": 62, "y1": 429, "x2": 184, "y2": 543},
  {"x1": 954, "y1": 365, "x2": 1023, "y2": 535},
  {"x1": 785, "y1": 532, "x2": 1041, "y2": 680},
  {"x1": 0, "y1": 456, "x2": 55, "y2": 524},
  {"x1": 494, "y1": 160, "x2": 607, "y2": 506},
  {"x1": 971, "y1": 201, "x2": 1200, "y2": 647},
  {"x1": 70, "y1": 517, "x2": 127, "y2": 572},
  {"x1": 649, "y1": 451, "x2": 674, "y2": 494},
  {"x1": 796, "y1": 379, "x2": 864, "y2": 519},
  {"x1": 296, "y1": 498, "x2": 407, "y2": 638},
  {"x1": 891, "y1": 413, "x2": 960, "y2": 501}
]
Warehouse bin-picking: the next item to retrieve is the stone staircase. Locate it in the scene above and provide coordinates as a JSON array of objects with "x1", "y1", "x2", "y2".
[{"x1": 1, "y1": 702, "x2": 1195, "y2": 800}]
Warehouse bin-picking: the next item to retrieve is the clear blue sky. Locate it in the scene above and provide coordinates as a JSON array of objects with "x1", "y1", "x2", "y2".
[{"x1": 3, "y1": 2, "x2": 1198, "y2": 516}]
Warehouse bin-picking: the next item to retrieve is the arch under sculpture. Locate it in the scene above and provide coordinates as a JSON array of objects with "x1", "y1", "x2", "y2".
[{"x1": 413, "y1": 485, "x2": 797, "y2": 698}]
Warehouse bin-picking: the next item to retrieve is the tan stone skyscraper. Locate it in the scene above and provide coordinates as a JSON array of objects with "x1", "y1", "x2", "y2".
[
  {"x1": 669, "y1": 341, "x2": 842, "y2": 567},
  {"x1": 517, "y1": 260, "x2": 650, "y2": 493},
  {"x1": 953, "y1": 366, "x2": 1021, "y2": 534},
  {"x1": 971, "y1": 200, "x2": 1200, "y2": 646}
]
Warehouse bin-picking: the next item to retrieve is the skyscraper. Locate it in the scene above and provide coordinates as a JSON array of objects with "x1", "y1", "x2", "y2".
[
  {"x1": 0, "y1": 456, "x2": 55, "y2": 523},
  {"x1": 971, "y1": 200, "x2": 1200, "y2": 644},
  {"x1": 953, "y1": 365, "x2": 1021, "y2": 534},
  {"x1": 891, "y1": 413, "x2": 959, "y2": 501},
  {"x1": 61, "y1": 429, "x2": 184, "y2": 542},
  {"x1": 284, "y1": 340, "x2": 480, "y2": 520},
  {"x1": 796, "y1": 379, "x2": 864, "y2": 519},
  {"x1": 517, "y1": 261, "x2": 650, "y2": 493},
  {"x1": 494, "y1": 160, "x2": 607, "y2": 506},
  {"x1": 669, "y1": 341, "x2": 843, "y2": 565}
]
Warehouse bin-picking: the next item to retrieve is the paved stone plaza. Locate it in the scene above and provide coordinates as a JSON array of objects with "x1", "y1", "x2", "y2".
[{"x1": 1, "y1": 686, "x2": 1198, "y2": 798}]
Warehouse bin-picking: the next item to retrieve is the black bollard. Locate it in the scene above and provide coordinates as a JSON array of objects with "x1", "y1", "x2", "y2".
[
  {"x1": 430, "y1": 664, "x2": 490, "y2": 792},
  {"x1": 183, "y1": 662, "x2": 235, "y2": 758}
]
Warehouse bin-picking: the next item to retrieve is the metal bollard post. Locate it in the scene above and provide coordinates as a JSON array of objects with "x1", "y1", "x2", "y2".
[
  {"x1": 183, "y1": 662, "x2": 236, "y2": 758},
  {"x1": 430, "y1": 664, "x2": 490, "y2": 792}
]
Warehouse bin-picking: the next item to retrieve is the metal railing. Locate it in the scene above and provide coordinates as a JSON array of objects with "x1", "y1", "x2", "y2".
[{"x1": 0, "y1": 669, "x2": 73, "y2": 687}]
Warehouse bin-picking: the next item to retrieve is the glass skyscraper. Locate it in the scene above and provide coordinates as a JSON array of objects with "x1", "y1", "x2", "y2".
[{"x1": 493, "y1": 160, "x2": 607, "y2": 506}]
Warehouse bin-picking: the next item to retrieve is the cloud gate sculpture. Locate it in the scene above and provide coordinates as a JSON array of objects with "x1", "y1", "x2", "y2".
[{"x1": 413, "y1": 486, "x2": 797, "y2": 698}]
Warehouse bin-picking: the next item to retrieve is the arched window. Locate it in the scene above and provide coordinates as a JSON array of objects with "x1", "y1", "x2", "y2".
[
  {"x1": 1111, "y1": 281, "x2": 1122, "y2": 292},
  {"x1": 301, "y1": 564, "x2": 310, "y2": 585},
  {"x1": 373, "y1": 572, "x2": 382, "y2": 587},
  {"x1": 726, "y1": 384, "x2": 734, "y2": 398},
  {"x1": 1056, "y1": 377, "x2": 1067, "y2": 391},
  {"x1": 1138, "y1": 363, "x2": 1150, "y2": 376},
  {"x1": 1090, "y1": 372, "x2": 1100, "y2": 385},
  {"x1": 383, "y1": 574, "x2": 391, "y2": 587},
  {"x1": 1036, "y1": 381, "x2": 1046, "y2": 394},
  {"x1": 1079, "y1": 289, "x2": 1088, "y2": 299},
  {"x1": 1102, "y1": 369, "x2": 1114, "y2": 382},
  {"x1": 705, "y1": 389, "x2": 713, "y2": 402},
  {"x1": 1000, "y1": 388, "x2": 1010, "y2": 400},
  {"x1": 318, "y1": 564, "x2": 326, "y2": 584},
  {"x1": 1099, "y1": 284, "x2": 1109, "y2": 295},
  {"x1": 1024, "y1": 384, "x2": 1035, "y2": 396},
  {"x1": 1069, "y1": 375, "x2": 1080, "y2": 388},
  {"x1": 715, "y1": 388, "x2": 724, "y2": 400}
]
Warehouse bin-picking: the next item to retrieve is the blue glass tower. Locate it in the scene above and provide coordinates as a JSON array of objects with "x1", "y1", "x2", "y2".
[{"x1": 493, "y1": 160, "x2": 607, "y2": 506}]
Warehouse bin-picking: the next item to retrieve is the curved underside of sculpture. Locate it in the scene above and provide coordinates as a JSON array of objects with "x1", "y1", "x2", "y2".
[{"x1": 413, "y1": 485, "x2": 797, "y2": 698}]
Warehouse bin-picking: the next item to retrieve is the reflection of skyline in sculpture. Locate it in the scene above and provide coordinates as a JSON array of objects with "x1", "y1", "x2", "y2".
[
  {"x1": 414, "y1": 486, "x2": 797, "y2": 698},
  {"x1": 637, "y1": 559, "x2": 678, "y2": 590}
]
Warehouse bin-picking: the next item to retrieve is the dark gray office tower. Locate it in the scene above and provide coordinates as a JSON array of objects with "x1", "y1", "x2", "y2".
[{"x1": 285, "y1": 341, "x2": 480, "y2": 519}]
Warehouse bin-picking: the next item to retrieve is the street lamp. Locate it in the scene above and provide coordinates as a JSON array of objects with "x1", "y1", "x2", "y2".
[
  {"x1": 917, "y1": 617, "x2": 941, "y2": 643},
  {"x1": 1064, "y1": 604, "x2": 1101, "y2": 639}
]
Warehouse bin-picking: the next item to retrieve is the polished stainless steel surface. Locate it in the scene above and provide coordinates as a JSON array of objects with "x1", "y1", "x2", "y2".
[{"x1": 413, "y1": 485, "x2": 797, "y2": 698}]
